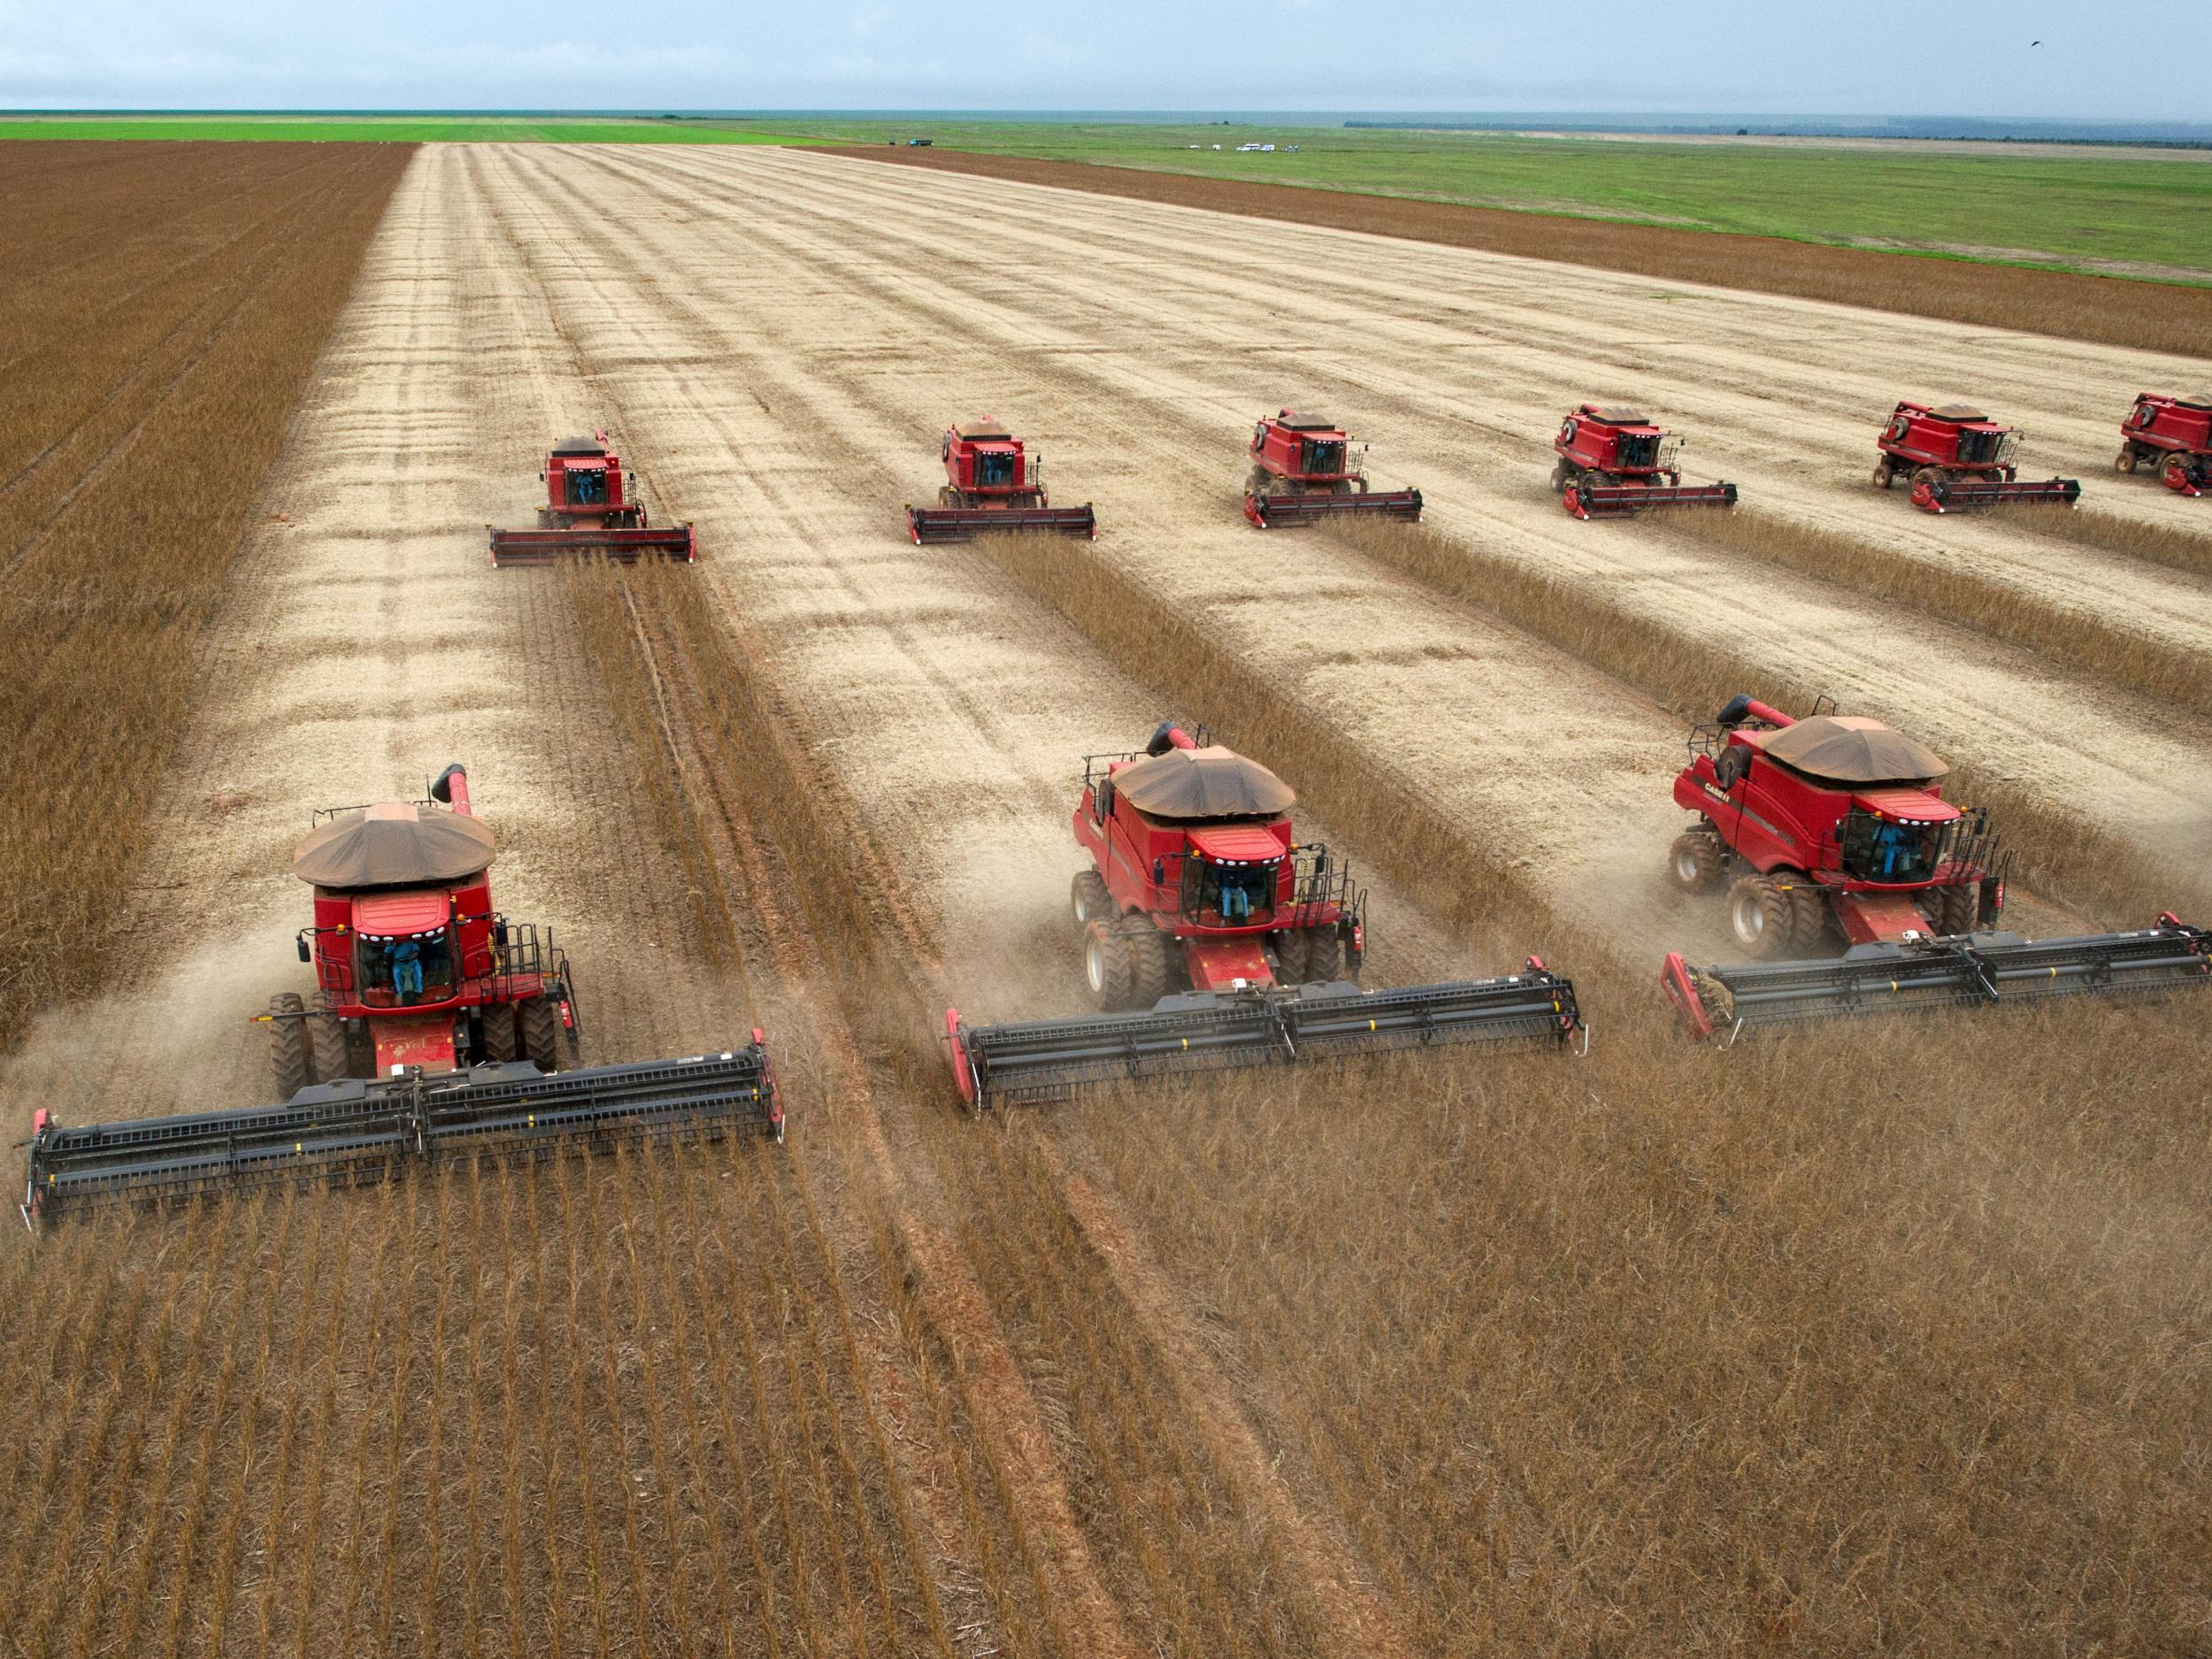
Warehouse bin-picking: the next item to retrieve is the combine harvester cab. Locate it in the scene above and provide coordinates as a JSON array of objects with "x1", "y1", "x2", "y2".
[
  {"x1": 942, "y1": 722, "x2": 1582, "y2": 1108},
  {"x1": 906, "y1": 420, "x2": 1096, "y2": 544},
  {"x1": 18, "y1": 764, "x2": 782, "y2": 1229},
  {"x1": 488, "y1": 431, "x2": 696, "y2": 565},
  {"x1": 1870, "y1": 400, "x2": 2079, "y2": 514},
  {"x1": 1243, "y1": 411, "x2": 1424, "y2": 528},
  {"x1": 1655, "y1": 695, "x2": 2208, "y2": 1040},
  {"x1": 2116, "y1": 391, "x2": 2212, "y2": 496},
  {"x1": 1553, "y1": 403, "x2": 1738, "y2": 519}
]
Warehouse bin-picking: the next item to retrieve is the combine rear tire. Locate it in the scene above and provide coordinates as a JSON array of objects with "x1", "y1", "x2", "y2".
[
  {"x1": 1872, "y1": 460, "x2": 1893, "y2": 489},
  {"x1": 483, "y1": 1003, "x2": 519, "y2": 1064},
  {"x1": 2115, "y1": 448, "x2": 2139, "y2": 474},
  {"x1": 1273, "y1": 927, "x2": 1312, "y2": 985},
  {"x1": 1304, "y1": 926, "x2": 1344, "y2": 983},
  {"x1": 307, "y1": 1010, "x2": 349, "y2": 1083},
  {"x1": 1727, "y1": 875, "x2": 1796, "y2": 960},
  {"x1": 1668, "y1": 830, "x2": 1725, "y2": 894},
  {"x1": 1071, "y1": 870, "x2": 1110, "y2": 926},
  {"x1": 269, "y1": 993, "x2": 310, "y2": 1101},
  {"x1": 520, "y1": 995, "x2": 562, "y2": 1071},
  {"x1": 1083, "y1": 919, "x2": 1134, "y2": 1010},
  {"x1": 1123, "y1": 917, "x2": 1172, "y2": 1008}
]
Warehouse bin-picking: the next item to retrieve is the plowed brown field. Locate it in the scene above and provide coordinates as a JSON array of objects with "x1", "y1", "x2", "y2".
[{"x1": 1, "y1": 145, "x2": 2206, "y2": 1658}]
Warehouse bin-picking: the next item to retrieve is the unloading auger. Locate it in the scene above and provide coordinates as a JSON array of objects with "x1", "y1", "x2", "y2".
[{"x1": 941, "y1": 722, "x2": 1584, "y2": 1109}]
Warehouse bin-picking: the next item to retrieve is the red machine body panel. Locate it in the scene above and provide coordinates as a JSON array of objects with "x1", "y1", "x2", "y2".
[
  {"x1": 906, "y1": 420, "x2": 1097, "y2": 542},
  {"x1": 2118, "y1": 392, "x2": 2212, "y2": 495},
  {"x1": 1244, "y1": 410, "x2": 1423, "y2": 528},
  {"x1": 1667, "y1": 695, "x2": 2006, "y2": 956},
  {"x1": 1552, "y1": 403, "x2": 1737, "y2": 518},
  {"x1": 1872, "y1": 400, "x2": 2080, "y2": 512},
  {"x1": 1070, "y1": 724, "x2": 1363, "y2": 1000},
  {"x1": 488, "y1": 431, "x2": 696, "y2": 565}
]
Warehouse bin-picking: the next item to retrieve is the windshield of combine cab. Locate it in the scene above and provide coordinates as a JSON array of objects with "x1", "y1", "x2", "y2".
[
  {"x1": 1617, "y1": 432, "x2": 1660, "y2": 469},
  {"x1": 1302, "y1": 439, "x2": 1345, "y2": 476},
  {"x1": 1838, "y1": 812, "x2": 1940, "y2": 886},
  {"x1": 356, "y1": 927, "x2": 457, "y2": 1008},
  {"x1": 976, "y1": 450, "x2": 1016, "y2": 488},
  {"x1": 1185, "y1": 857, "x2": 1277, "y2": 926},
  {"x1": 565, "y1": 467, "x2": 611, "y2": 507},
  {"x1": 1955, "y1": 429, "x2": 2002, "y2": 466}
]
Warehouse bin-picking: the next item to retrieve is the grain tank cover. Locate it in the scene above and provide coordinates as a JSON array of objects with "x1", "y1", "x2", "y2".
[
  {"x1": 1929, "y1": 403, "x2": 1989, "y2": 423},
  {"x1": 1749, "y1": 716, "x2": 1949, "y2": 786},
  {"x1": 292, "y1": 801, "x2": 498, "y2": 888},
  {"x1": 1113, "y1": 746, "x2": 1296, "y2": 820}
]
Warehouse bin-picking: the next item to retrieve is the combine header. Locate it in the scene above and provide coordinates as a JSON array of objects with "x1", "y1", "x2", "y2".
[
  {"x1": 943, "y1": 723, "x2": 1581, "y2": 1107},
  {"x1": 488, "y1": 432, "x2": 696, "y2": 565},
  {"x1": 1656, "y1": 695, "x2": 2208, "y2": 1039},
  {"x1": 906, "y1": 421, "x2": 1096, "y2": 544},
  {"x1": 22, "y1": 1043, "x2": 781, "y2": 1228},
  {"x1": 1243, "y1": 411, "x2": 1424, "y2": 528},
  {"x1": 2116, "y1": 392, "x2": 2211, "y2": 496},
  {"x1": 18, "y1": 764, "x2": 783, "y2": 1228},
  {"x1": 1552, "y1": 404, "x2": 1738, "y2": 519},
  {"x1": 1871, "y1": 401, "x2": 2079, "y2": 513}
]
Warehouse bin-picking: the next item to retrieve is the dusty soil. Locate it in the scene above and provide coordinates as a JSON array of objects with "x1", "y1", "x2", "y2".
[{"x1": 825, "y1": 144, "x2": 2212, "y2": 357}]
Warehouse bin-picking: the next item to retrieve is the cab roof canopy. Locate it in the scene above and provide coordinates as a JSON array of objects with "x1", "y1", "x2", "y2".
[
  {"x1": 1113, "y1": 745, "x2": 1297, "y2": 820},
  {"x1": 1273, "y1": 411, "x2": 1341, "y2": 432},
  {"x1": 292, "y1": 802, "x2": 497, "y2": 889},
  {"x1": 1747, "y1": 715, "x2": 1950, "y2": 786}
]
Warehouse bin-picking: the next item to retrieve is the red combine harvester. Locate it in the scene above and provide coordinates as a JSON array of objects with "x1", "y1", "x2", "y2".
[
  {"x1": 1871, "y1": 400, "x2": 2079, "y2": 513},
  {"x1": 488, "y1": 432, "x2": 696, "y2": 566},
  {"x1": 943, "y1": 723, "x2": 1582, "y2": 1107},
  {"x1": 1552, "y1": 403, "x2": 1738, "y2": 519},
  {"x1": 1243, "y1": 411, "x2": 1424, "y2": 528},
  {"x1": 2116, "y1": 392, "x2": 2211, "y2": 496},
  {"x1": 19, "y1": 764, "x2": 781, "y2": 1229},
  {"x1": 906, "y1": 420, "x2": 1096, "y2": 544},
  {"x1": 1656, "y1": 696, "x2": 2209, "y2": 1041}
]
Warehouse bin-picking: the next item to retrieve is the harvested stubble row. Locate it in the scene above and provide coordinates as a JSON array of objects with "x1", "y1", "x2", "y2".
[{"x1": 0, "y1": 142, "x2": 415, "y2": 1053}]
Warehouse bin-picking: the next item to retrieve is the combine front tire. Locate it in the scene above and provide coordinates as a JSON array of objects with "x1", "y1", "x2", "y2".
[
  {"x1": 1273, "y1": 927, "x2": 1312, "y2": 985},
  {"x1": 1727, "y1": 875, "x2": 1797, "y2": 960},
  {"x1": 1083, "y1": 919, "x2": 1134, "y2": 1010},
  {"x1": 269, "y1": 993, "x2": 310, "y2": 1100},
  {"x1": 1786, "y1": 881, "x2": 1831, "y2": 950},
  {"x1": 483, "y1": 1003, "x2": 519, "y2": 1064},
  {"x1": 1123, "y1": 917, "x2": 1172, "y2": 1008},
  {"x1": 1668, "y1": 830, "x2": 1725, "y2": 894},
  {"x1": 307, "y1": 1010, "x2": 349, "y2": 1083},
  {"x1": 1304, "y1": 926, "x2": 1344, "y2": 982},
  {"x1": 2165, "y1": 454, "x2": 2194, "y2": 490},
  {"x1": 1071, "y1": 870, "x2": 1110, "y2": 926},
  {"x1": 520, "y1": 995, "x2": 562, "y2": 1071},
  {"x1": 1924, "y1": 883, "x2": 1978, "y2": 936}
]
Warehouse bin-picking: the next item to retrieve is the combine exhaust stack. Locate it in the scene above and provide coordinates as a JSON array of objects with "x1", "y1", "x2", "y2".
[
  {"x1": 1565, "y1": 480, "x2": 1738, "y2": 520},
  {"x1": 20, "y1": 1038, "x2": 781, "y2": 1230},
  {"x1": 1910, "y1": 476, "x2": 2080, "y2": 514},
  {"x1": 1246, "y1": 487, "x2": 1425, "y2": 529},
  {"x1": 906, "y1": 502, "x2": 1097, "y2": 545},
  {"x1": 945, "y1": 966, "x2": 1584, "y2": 1110},
  {"x1": 1662, "y1": 915, "x2": 2209, "y2": 1042}
]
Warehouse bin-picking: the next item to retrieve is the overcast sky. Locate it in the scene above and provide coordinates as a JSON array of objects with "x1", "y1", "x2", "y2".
[{"x1": 0, "y1": 0, "x2": 2193, "y2": 120}]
